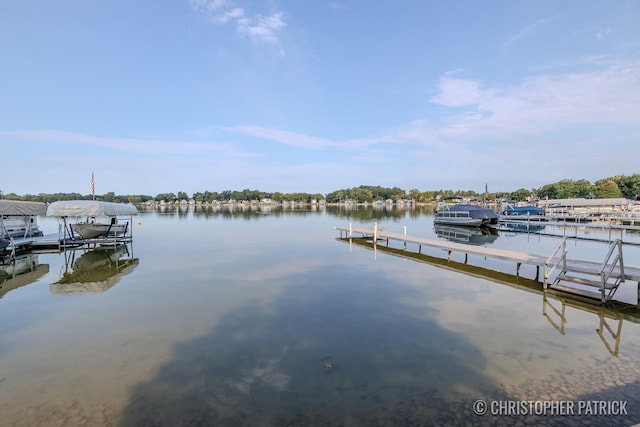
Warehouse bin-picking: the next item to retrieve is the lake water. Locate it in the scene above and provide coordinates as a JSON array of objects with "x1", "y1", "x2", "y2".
[{"x1": 2, "y1": 205, "x2": 640, "y2": 426}]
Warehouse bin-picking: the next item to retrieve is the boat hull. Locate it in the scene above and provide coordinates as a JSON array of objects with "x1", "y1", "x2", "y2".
[
  {"x1": 434, "y1": 217, "x2": 485, "y2": 226},
  {"x1": 71, "y1": 223, "x2": 128, "y2": 239}
]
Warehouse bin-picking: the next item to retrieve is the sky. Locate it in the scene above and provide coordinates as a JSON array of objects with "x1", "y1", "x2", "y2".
[{"x1": 1, "y1": 0, "x2": 639, "y2": 197}]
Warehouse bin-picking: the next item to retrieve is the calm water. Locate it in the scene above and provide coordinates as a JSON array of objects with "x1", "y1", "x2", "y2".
[{"x1": 2, "y1": 206, "x2": 640, "y2": 426}]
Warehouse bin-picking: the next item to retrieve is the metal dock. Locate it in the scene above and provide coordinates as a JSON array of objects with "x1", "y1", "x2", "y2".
[
  {"x1": 336, "y1": 223, "x2": 640, "y2": 304},
  {"x1": 3, "y1": 232, "x2": 133, "y2": 258},
  {"x1": 498, "y1": 216, "x2": 640, "y2": 245}
]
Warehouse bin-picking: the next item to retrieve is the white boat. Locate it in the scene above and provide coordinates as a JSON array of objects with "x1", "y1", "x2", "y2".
[
  {"x1": 71, "y1": 221, "x2": 129, "y2": 239},
  {"x1": 0, "y1": 200, "x2": 47, "y2": 239},
  {"x1": 46, "y1": 200, "x2": 138, "y2": 240},
  {"x1": 434, "y1": 203, "x2": 499, "y2": 227}
]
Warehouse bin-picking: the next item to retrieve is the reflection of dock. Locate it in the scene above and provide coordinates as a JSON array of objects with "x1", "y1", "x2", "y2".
[
  {"x1": 0, "y1": 253, "x2": 49, "y2": 298},
  {"x1": 336, "y1": 224, "x2": 640, "y2": 304},
  {"x1": 337, "y1": 236, "x2": 640, "y2": 356},
  {"x1": 543, "y1": 294, "x2": 623, "y2": 356},
  {"x1": 51, "y1": 244, "x2": 138, "y2": 295}
]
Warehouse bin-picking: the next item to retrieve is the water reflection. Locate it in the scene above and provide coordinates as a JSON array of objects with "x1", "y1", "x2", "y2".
[
  {"x1": 542, "y1": 294, "x2": 625, "y2": 357},
  {"x1": 343, "y1": 236, "x2": 640, "y2": 359},
  {"x1": 137, "y1": 204, "x2": 435, "y2": 222},
  {"x1": 500, "y1": 222, "x2": 546, "y2": 233},
  {"x1": 50, "y1": 245, "x2": 139, "y2": 295},
  {"x1": 3, "y1": 210, "x2": 640, "y2": 426},
  {"x1": 434, "y1": 224, "x2": 499, "y2": 246},
  {"x1": 117, "y1": 268, "x2": 505, "y2": 426},
  {"x1": 0, "y1": 253, "x2": 49, "y2": 298}
]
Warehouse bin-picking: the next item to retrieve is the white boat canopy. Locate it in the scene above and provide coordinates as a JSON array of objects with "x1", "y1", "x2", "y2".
[
  {"x1": 0, "y1": 200, "x2": 48, "y2": 216},
  {"x1": 46, "y1": 200, "x2": 138, "y2": 217}
]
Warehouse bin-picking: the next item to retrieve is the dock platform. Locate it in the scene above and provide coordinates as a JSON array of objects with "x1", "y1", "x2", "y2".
[
  {"x1": 336, "y1": 224, "x2": 640, "y2": 304},
  {"x1": 3, "y1": 232, "x2": 133, "y2": 257}
]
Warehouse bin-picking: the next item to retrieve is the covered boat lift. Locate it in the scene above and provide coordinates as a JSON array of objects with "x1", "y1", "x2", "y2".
[
  {"x1": 0, "y1": 200, "x2": 48, "y2": 239},
  {"x1": 46, "y1": 200, "x2": 138, "y2": 246}
]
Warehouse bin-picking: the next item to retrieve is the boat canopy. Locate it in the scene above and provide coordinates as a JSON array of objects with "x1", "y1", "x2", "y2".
[
  {"x1": 46, "y1": 200, "x2": 138, "y2": 217},
  {"x1": 0, "y1": 200, "x2": 48, "y2": 216}
]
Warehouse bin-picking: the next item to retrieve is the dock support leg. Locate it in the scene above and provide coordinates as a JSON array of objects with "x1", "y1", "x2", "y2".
[
  {"x1": 516, "y1": 262, "x2": 521, "y2": 276},
  {"x1": 403, "y1": 226, "x2": 407, "y2": 251},
  {"x1": 535, "y1": 266, "x2": 540, "y2": 281},
  {"x1": 418, "y1": 245, "x2": 422, "y2": 254},
  {"x1": 464, "y1": 253, "x2": 468, "y2": 264}
]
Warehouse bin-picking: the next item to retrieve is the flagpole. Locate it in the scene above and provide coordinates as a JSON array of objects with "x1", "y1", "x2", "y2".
[
  {"x1": 91, "y1": 172, "x2": 95, "y2": 200},
  {"x1": 484, "y1": 182, "x2": 488, "y2": 207}
]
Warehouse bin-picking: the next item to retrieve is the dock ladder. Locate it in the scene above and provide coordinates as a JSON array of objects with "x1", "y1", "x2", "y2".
[{"x1": 545, "y1": 238, "x2": 625, "y2": 303}]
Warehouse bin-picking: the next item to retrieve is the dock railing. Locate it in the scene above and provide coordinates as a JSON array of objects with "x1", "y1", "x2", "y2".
[
  {"x1": 544, "y1": 237, "x2": 568, "y2": 289},
  {"x1": 599, "y1": 239, "x2": 625, "y2": 302}
]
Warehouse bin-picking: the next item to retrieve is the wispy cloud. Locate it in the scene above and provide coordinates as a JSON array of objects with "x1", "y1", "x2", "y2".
[
  {"x1": 237, "y1": 12, "x2": 285, "y2": 43},
  {"x1": 220, "y1": 125, "x2": 337, "y2": 149},
  {"x1": 430, "y1": 70, "x2": 487, "y2": 107},
  {"x1": 503, "y1": 15, "x2": 559, "y2": 49},
  {"x1": 189, "y1": 0, "x2": 286, "y2": 43},
  {"x1": 429, "y1": 58, "x2": 640, "y2": 140},
  {"x1": 0, "y1": 130, "x2": 257, "y2": 156},
  {"x1": 220, "y1": 125, "x2": 392, "y2": 150}
]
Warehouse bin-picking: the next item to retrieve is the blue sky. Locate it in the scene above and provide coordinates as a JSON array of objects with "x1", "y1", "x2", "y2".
[{"x1": 1, "y1": 0, "x2": 639, "y2": 197}]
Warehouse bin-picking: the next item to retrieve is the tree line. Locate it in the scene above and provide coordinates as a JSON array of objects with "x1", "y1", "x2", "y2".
[
  {"x1": 325, "y1": 175, "x2": 640, "y2": 203},
  {"x1": 1, "y1": 174, "x2": 639, "y2": 204}
]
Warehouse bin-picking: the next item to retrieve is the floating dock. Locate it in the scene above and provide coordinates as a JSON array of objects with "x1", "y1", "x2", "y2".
[{"x1": 336, "y1": 224, "x2": 640, "y2": 304}]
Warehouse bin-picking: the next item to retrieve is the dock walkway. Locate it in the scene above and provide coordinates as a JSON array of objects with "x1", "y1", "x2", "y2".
[
  {"x1": 4, "y1": 232, "x2": 132, "y2": 257},
  {"x1": 336, "y1": 224, "x2": 640, "y2": 303}
]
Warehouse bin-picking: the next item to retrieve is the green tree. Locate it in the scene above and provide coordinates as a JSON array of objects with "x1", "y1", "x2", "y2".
[
  {"x1": 596, "y1": 180, "x2": 623, "y2": 198},
  {"x1": 511, "y1": 188, "x2": 531, "y2": 201},
  {"x1": 605, "y1": 174, "x2": 640, "y2": 200},
  {"x1": 537, "y1": 179, "x2": 593, "y2": 199},
  {"x1": 408, "y1": 189, "x2": 422, "y2": 201}
]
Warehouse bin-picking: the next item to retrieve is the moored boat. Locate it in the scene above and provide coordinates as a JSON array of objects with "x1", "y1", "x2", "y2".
[
  {"x1": 501, "y1": 205, "x2": 545, "y2": 216},
  {"x1": 434, "y1": 203, "x2": 499, "y2": 227}
]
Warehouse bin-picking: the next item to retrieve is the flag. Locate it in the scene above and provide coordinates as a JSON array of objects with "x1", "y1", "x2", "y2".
[{"x1": 90, "y1": 172, "x2": 95, "y2": 199}]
